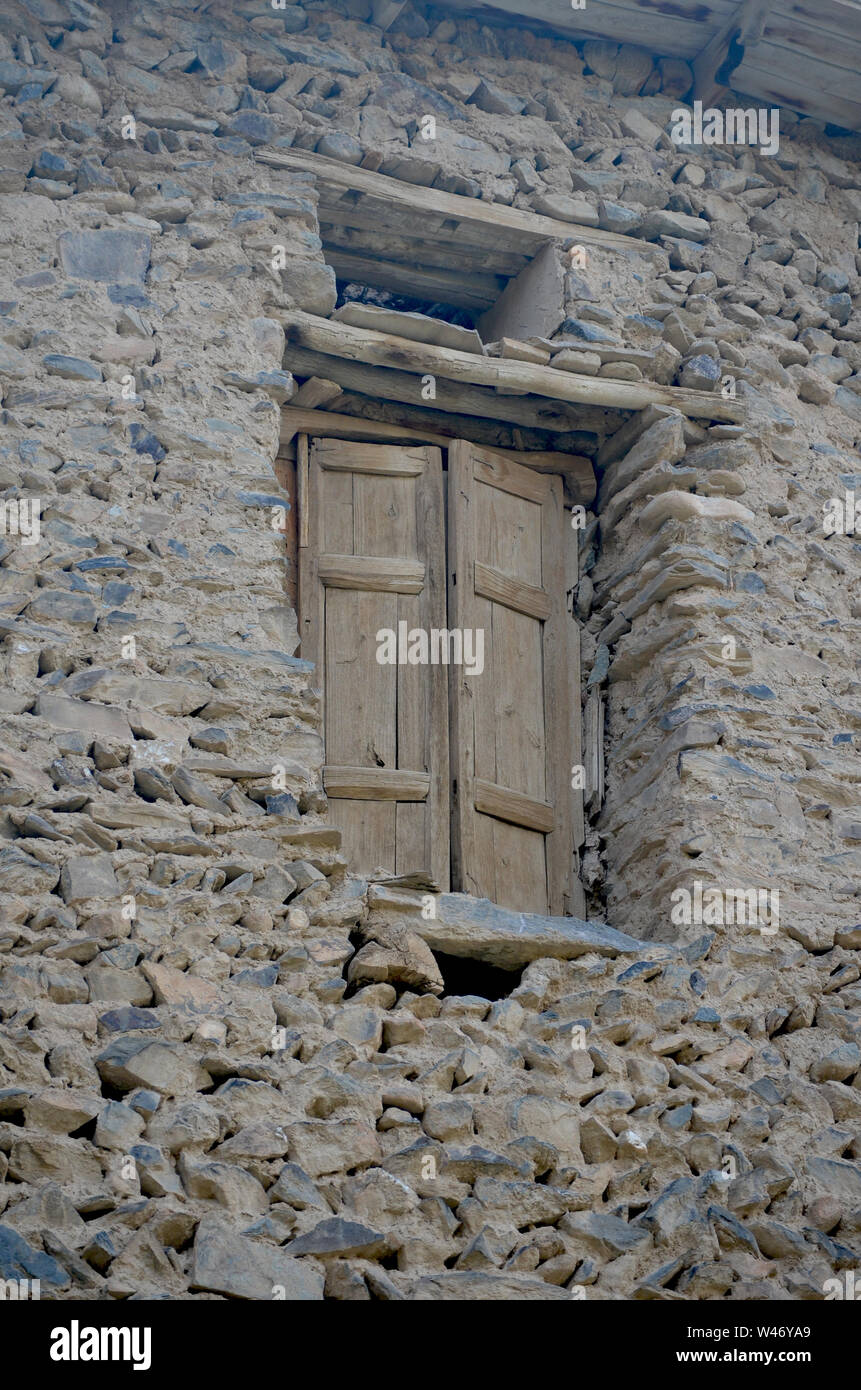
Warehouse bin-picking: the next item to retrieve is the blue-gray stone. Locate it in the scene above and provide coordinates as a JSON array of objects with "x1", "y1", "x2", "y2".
[
  {"x1": 59, "y1": 230, "x2": 151, "y2": 284},
  {"x1": 587, "y1": 644, "x2": 610, "y2": 688},
  {"x1": 680, "y1": 354, "x2": 720, "y2": 390},
  {"x1": 76, "y1": 556, "x2": 130, "y2": 573},
  {"x1": 221, "y1": 111, "x2": 277, "y2": 145},
  {"x1": 558, "y1": 317, "x2": 618, "y2": 344},
  {"x1": 167, "y1": 539, "x2": 189, "y2": 557},
  {"x1": 692, "y1": 1006, "x2": 720, "y2": 1024},
  {"x1": 736, "y1": 571, "x2": 765, "y2": 593},
  {"x1": 232, "y1": 964, "x2": 279, "y2": 988},
  {"x1": 230, "y1": 209, "x2": 266, "y2": 227},
  {"x1": 75, "y1": 157, "x2": 116, "y2": 191},
  {"x1": 743, "y1": 684, "x2": 776, "y2": 700},
  {"x1": 32, "y1": 149, "x2": 75, "y2": 182},
  {"x1": 0, "y1": 1226, "x2": 70, "y2": 1290},
  {"x1": 818, "y1": 266, "x2": 849, "y2": 293},
  {"x1": 265, "y1": 792, "x2": 300, "y2": 819},
  {"x1": 750, "y1": 1076, "x2": 786, "y2": 1105},
  {"x1": 99, "y1": 1006, "x2": 159, "y2": 1033},
  {"x1": 42, "y1": 353, "x2": 102, "y2": 381},
  {"x1": 0, "y1": 61, "x2": 55, "y2": 95},
  {"x1": 273, "y1": 35, "x2": 364, "y2": 76},
  {"x1": 824, "y1": 292, "x2": 851, "y2": 326},
  {"x1": 236, "y1": 491, "x2": 289, "y2": 509},
  {"x1": 62, "y1": 119, "x2": 96, "y2": 142},
  {"x1": 128, "y1": 424, "x2": 166, "y2": 461},
  {"x1": 617, "y1": 960, "x2": 664, "y2": 983},
  {"x1": 835, "y1": 387, "x2": 861, "y2": 424},
  {"x1": 226, "y1": 192, "x2": 316, "y2": 219}
]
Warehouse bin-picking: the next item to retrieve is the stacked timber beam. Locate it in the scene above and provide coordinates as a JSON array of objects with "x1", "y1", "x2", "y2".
[{"x1": 275, "y1": 308, "x2": 747, "y2": 424}]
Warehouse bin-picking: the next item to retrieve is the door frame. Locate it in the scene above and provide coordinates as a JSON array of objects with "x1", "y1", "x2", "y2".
[{"x1": 290, "y1": 416, "x2": 586, "y2": 916}]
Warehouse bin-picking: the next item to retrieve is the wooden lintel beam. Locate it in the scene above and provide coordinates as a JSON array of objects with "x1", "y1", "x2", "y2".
[
  {"x1": 276, "y1": 309, "x2": 745, "y2": 423},
  {"x1": 256, "y1": 149, "x2": 662, "y2": 261},
  {"x1": 278, "y1": 405, "x2": 598, "y2": 504},
  {"x1": 280, "y1": 343, "x2": 586, "y2": 435}
]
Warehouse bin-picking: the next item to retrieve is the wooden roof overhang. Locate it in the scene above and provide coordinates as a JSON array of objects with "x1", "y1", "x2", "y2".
[{"x1": 430, "y1": 0, "x2": 861, "y2": 133}]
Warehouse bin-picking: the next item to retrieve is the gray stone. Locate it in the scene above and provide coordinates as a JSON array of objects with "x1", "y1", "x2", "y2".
[
  {"x1": 680, "y1": 354, "x2": 720, "y2": 391},
  {"x1": 27, "y1": 590, "x2": 97, "y2": 625},
  {"x1": 0, "y1": 1226, "x2": 70, "y2": 1292},
  {"x1": 412, "y1": 1271, "x2": 569, "y2": 1300},
  {"x1": 58, "y1": 230, "x2": 151, "y2": 283},
  {"x1": 284, "y1": 1217, "x2": 389, "y2": 1259},
  {"x1": 532, "y1": 193, "x2": 599, "y2": 227},
  {"x1": 60, "y1": 854, "x2": 119, "y2": 903},
  {"x1": 640, "y1": 209, "x2": 710, "y2": 243},
  {"x1": 95, "y1": 1038, "x2": 211, "y2": 1096},
  {"x1": 42, "y1": 353, "x2": 102, "y2": 381},
  {"x1": 381, "y1": 892, "x2": 641, "y2": 970},
  {"x1": 191, "y1": 1217, "x2": 324, "y2": 1299}
]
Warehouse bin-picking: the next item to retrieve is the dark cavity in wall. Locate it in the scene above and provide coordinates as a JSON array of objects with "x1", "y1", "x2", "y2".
[
  {"x1": 337, "y1": 278, "x2": 480, "y2": 329},
  {"x1": 431, "y1": 949, "x2": 523, "y2": 1001}
]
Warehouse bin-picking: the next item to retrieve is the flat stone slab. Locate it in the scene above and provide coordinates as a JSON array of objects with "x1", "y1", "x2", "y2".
[
  {"x1": 58, "y1": 230, "x2": 151, "y2": 284},
  {"x1": 333, "y1": 302, "x2": 484, "y2": 355},
  {"x1": 369, "y1": 889, "x2": 642, "y2": 970}
]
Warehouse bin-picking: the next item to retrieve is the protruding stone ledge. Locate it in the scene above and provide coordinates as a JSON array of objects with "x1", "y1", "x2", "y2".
[{"x1": 366, "y1": 886, "x2": 642, "y2": 970}]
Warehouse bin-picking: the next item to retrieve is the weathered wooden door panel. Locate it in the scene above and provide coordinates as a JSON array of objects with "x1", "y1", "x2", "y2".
[
  {"x1": 448, "y1": 441, "x2": 574, "y2": 915},
  {"x1": 300, "y1": 438, "x2": 449, "y2": 888}
]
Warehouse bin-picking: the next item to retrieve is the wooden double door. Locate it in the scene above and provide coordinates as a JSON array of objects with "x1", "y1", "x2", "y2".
[{"x1": 299, "y1": 435, "x2": 577, "y2": 916}]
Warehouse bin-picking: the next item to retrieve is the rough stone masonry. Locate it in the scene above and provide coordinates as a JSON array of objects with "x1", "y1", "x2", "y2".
[{"x1": 0, "y1": 0, "x2": 859, "y2": 1304}]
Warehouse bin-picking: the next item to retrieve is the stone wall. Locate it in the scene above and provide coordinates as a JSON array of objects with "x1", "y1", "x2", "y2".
[{"x1": 0, "y1": 0, "x2": 859, "y2": 1303}]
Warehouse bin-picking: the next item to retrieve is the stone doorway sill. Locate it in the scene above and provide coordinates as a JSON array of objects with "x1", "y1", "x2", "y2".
[{"x1": 363, "y1": 882, "x2": 642, "y2": 971}]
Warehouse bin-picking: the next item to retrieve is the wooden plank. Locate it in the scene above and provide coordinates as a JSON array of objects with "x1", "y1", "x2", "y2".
[
  {"x1": 474, "y1": 778, "x2": 555, "y2": 833},
  {"x1": 320, "y1": 222, "x2": 529, "y2": 277},
  {"x1": 256, "y1": 149, "x2": 664, "y2": 260},
  {"x1": 731, "y1": 57, "x2": 861, "y2": 127},
  {"x1": 323, "y1": 766, "x2": 430, "y2": 800},
  {"x1": 297, "y1": 432, "x2": 309, "y2": 549},
  {"x1": 491, "y1": 819, "x2": 548, "y2": 915},
  {"x1": 291, "y1": 377, "x2": 342, "y2": 409},
  {"x1": 448, "y1": 440, "x2": 482, "y2": 901},
  {"x1": 584, "y1": 689, "x2": 605, "y2": 815},
  {"x1": 317, "y1": 554, "x2": 425, "y2": 593},
  {"x1": 768, "y1": 4, "x2": 861, "y2": 71},
  {"x1": 277, "y1": 310, "x2": 745, "y2": 421},
  {"x1": 400, "y1": 447, "x2": 449, "y2": 888},
  {"x1": 298, "y1": 443, "x2": 326, "y2": 691},
  {"x1": 474, "y1": 561, "x2": 551, "y2": 621},
  {"x1": 566, "y1": 507, "x2": 585, "y2": 854},
  {"x1": 776, "y1": 0, "x2": 861, "y2": 44},
  {"x1": 281, "y1": 344, "x2": 586, "y2": 434},
  {"x1": 540, "y1": 472, "x2": 573, "y2": 917},
  {"x1": 472, "y1": 446, "x2": 553, "y2": 504},
  {"x1": 314, "y1": 438, "x2": 427, "y2": 476}
]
